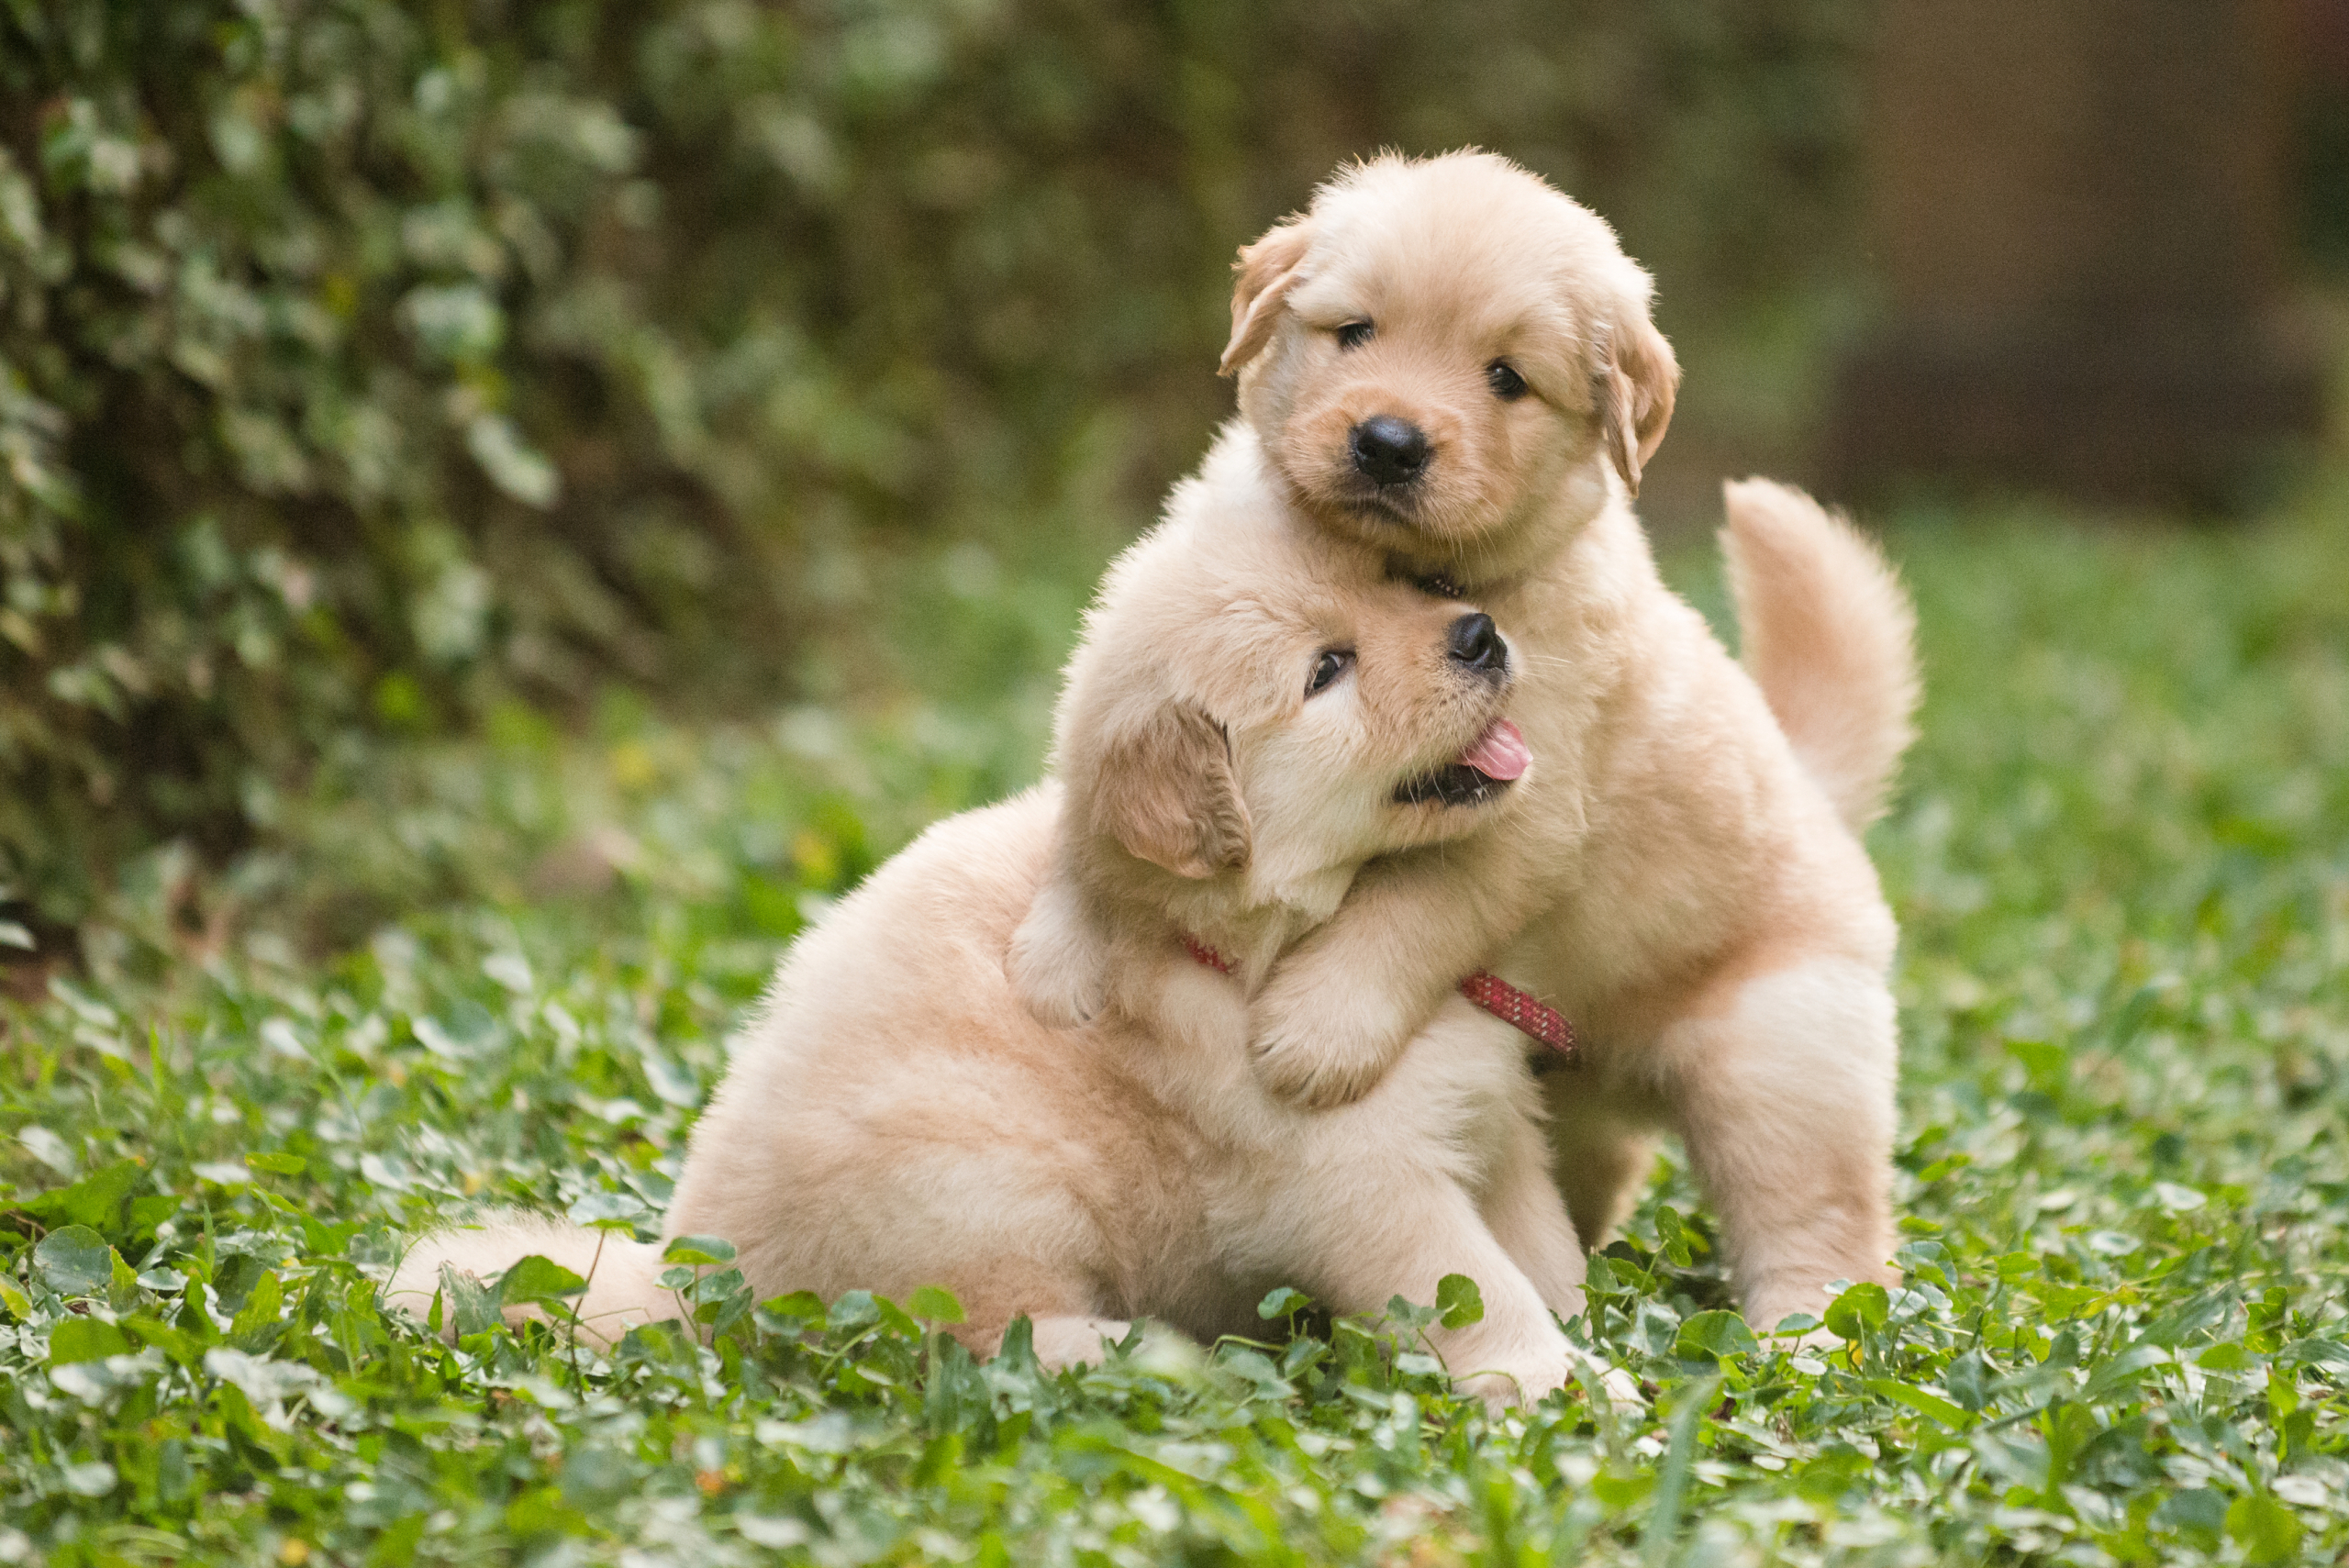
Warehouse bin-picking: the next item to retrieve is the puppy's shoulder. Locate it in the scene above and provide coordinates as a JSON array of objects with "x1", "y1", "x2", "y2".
[{"x1": 887, "y1": 786, "x2": 1062, "y2": 926}]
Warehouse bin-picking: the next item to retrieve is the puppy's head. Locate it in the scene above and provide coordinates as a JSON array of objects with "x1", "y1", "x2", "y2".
[
  {"x1": 1220, "y1": 151, "x2": 1678, "y2": 573},
  {"x1": 1009, "y1": 515, "x2": 1526, "y2": 1023},
  {"x1": 1072, "y1": 526, "x2": 1523, "y2": 884}
]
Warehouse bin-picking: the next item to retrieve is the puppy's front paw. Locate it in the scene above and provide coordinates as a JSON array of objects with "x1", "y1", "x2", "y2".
[
  {"x1": 1580, "y1": 1356, "x2": 1647, "y2": 1415},
  {"x1": 1247, "y1": 977, "x2": 1410, "y2": 1109},
  {"x1": 1446, "y1": 1322, "x2": 1579, "y2": 1412},
  {"x1": 1007, "y1": 883, "x2": 1106, "y2": 1027},
  {"x1": 1009, "y1": 947, "x2": 1103, "y2": 1029},
  {"x1": 1455, "y1": 1356, "x2": 1572, "y2": 1413}
]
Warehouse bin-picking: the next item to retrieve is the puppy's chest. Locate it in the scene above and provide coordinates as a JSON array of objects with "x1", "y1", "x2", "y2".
[
  {"x1": 1469, "y1": 597, "x2": 1723, "y2": 1012},
  {"x1": 1504, "y1": 896, "x2": 1677, "y2": 1012}
]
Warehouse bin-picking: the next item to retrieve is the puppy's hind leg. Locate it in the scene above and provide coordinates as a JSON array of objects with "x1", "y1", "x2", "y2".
[
  {"x1": 1664, "y1": 960, "x2": 1900, "y2": 1339},
  {"x1": 949, "y1": 1310, "x2": 1131, "y2": 1373},
  {"x1": 936, "y1": 1257, "x2": 1130, "y2": 1373},
  {"x1": 387, "y1": 1211, "x2": 675, "y2": 1346},
  {"x1": 1543, "y1": 1088, "x2": 1657, "y2": 1251}
]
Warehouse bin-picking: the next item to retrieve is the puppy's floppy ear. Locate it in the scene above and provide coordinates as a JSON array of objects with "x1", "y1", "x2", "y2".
[
  {"x1": 1091, "y1": 702, "x2": 1251, "y2": 878},
  {"x1": 1219, "y1": 215, "x2": 1316, "y2": 377},
  {"x1": 1595, "y1": 299, "x2": 1679, "y2": 496}
]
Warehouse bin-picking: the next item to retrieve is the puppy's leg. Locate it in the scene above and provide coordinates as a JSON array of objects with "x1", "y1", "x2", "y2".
[
  {"x1": 1543, "y1": 1090, "x2": 1657, "y2": 1251},
  {"x1": 946, "y1": 1312, "x2": 1130, "y2": 1370},
  {"x1": 1478, "y1": 1109, "x2": 1586, "y2": 1320},
  {"x1": 1023, "y1": 1317, "x2": 1136, "y2": 1372},
  {"x1": 1661, "y1": 960, "x2": 1899, "y2": 1336},
  {"x1": 387, "y1": 1212, "x2": 675, "y2": 1345},
  {"x1": 1272, "y1": 1165, "x2": 1575, "y2": 1410},
  {"x1": 1480, "y1": 1109, "x2": 1642, "y2": 1411},
  {"x1": 931, "y1": 1256, "x2": 1130, "y2": 1373},
  {"x1": 1250, "y1": 840, "x2": 1550, "y2": 1108}
]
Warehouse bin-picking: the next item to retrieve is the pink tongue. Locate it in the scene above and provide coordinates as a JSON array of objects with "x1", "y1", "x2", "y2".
[{"x1": 1459, "y1": 718, "x2": 1530, "y2": 781}]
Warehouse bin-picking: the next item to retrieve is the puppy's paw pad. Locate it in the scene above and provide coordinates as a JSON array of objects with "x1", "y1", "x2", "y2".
[
  {"x1": 1006, "y1": 883, "x2": 1108, "y2": 1027},
  {"x1": 1019, "y1": 980, "x2": 1102, "y2": 1029}
]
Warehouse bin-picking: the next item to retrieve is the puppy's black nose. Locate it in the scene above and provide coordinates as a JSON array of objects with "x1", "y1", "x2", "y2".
[
  {"x1": 1350, "y1": 416, "x2": 1431, "y2": 486},
  {"x1": 1447, "y1": 612, "x2": 1506, "y2": 676}
]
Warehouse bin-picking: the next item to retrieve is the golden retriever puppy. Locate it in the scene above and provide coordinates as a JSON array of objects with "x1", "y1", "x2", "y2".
[
  {"x1": 392, "y1": 495, "x2": 1608, "y2": 1407},
  {"x1": 1186, "y1": 150, "x2": 1920, "y2": 1336}
]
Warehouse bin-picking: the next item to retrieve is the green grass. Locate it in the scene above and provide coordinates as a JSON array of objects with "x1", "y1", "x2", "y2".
[{"x1": 4, "y1": 481, "x2": 2347, "y2": 1567}]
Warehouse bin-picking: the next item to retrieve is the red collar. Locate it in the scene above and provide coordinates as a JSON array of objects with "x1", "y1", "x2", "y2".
[{"x1": 1183, "y1": 937, "x2": 1578, "y2": 1066}]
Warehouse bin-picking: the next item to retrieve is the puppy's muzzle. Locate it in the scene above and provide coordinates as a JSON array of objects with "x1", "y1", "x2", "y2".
[
  {"x1": 1350, "y1": 415, "x2": 1430, "y2": 487},
  {"x1": 1393, "y1": 615, "x2": 1522, "y2": 808},
  {"x1": 1447, "y1": 612, "x2": 1506, "y2": 681}
]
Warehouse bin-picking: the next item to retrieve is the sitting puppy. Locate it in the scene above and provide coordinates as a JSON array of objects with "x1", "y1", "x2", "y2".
[
  {"x1": 1029, "y1": 151, "x2": 1923, "y2": 1337},
  {"x1": 392, "y1": 494, "x2": 1609, "y2": 1407}
]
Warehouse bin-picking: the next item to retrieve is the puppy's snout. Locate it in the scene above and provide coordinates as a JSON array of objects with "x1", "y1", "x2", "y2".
[
  {"x1": 1350, "y1": 416, "x2": 1431, "y2": 486},
  {"x1": 1447, "y1": 612, "x2": 1506, "y2": 679}
]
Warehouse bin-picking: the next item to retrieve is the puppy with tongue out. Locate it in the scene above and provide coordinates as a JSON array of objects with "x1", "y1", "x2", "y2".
[
  {"x1": 1174, "y1": 150, "x2": 1922, "y2": 1344},
  {"x1": 1402, "y1": 714, "x2": 1531, "y2": 806}
]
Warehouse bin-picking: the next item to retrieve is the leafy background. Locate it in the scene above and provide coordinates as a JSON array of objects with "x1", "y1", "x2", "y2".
[
  {"x1": 0, "y1": 0, "x2": 1872, "y2": 934},
  {"x1": 3, "y1": 0, "x2": 2347, "y2": 1562}
]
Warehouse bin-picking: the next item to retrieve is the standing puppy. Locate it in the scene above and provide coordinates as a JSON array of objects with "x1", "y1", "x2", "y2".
[{"x1": 1195, "y1": 151, "x2": 1918, "y2": 1333}]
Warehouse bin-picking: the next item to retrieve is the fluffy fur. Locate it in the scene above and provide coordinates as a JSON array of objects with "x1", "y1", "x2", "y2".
[
  {"x1": 1720, "y1": 478, "x2": 1919, "y2": 831},
  {"x1": 1114, "y1": 150, "x2": 1923, "y2": 1334},
  {"x1": 391, "y1": 502, "x2": 1620, "y2": 1408}
]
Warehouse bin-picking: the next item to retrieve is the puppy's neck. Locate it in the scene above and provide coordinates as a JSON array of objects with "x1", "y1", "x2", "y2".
[{"x1": 1383, "y1": 458, "x2": 1617, "y2": 597}]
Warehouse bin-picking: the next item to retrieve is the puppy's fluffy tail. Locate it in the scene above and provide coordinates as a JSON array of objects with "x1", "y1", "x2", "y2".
[
  {"x1": 1720, "y1": 478, "x2": 1920, "y2": 832},
  {"x1": 384, "y1": 1210, "x2": 679, "y2": 1345}
]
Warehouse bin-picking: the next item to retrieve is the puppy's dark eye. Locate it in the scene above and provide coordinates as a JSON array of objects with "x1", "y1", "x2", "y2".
[
  {"x1": 1336, "y1": 320, "x2": 1375, "y2": 350},
  {"x1": 1486, "y1": 361, "x2": 1529, "y2": 401},
  {"x1": 1306, "y1": 649, "x2": 1355, "y2": 696}
]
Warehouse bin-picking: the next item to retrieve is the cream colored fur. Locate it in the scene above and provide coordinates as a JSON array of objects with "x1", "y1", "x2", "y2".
[
  {"x1": 389, "y1": 1212, "x2": 674, "y2": 1341},
  {"x1": 1182, "y1": 150, "x2": 1922, "y2": 1335},
  {"x1": 391, "y1": 504, "x2": 1623, "y2": 1409},
  {"x1": 1720, "y1": 478, "x2": 1919, "y2": 832}
]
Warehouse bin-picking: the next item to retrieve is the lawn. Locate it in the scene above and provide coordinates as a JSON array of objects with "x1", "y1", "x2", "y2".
[{"x1": 2, "y1": 480, "x2": 2345, "y2": 1567}]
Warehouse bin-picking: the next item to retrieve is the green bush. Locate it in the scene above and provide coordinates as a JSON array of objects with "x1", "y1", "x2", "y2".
[{"x1": 0, "y1": 0, "x2": 1863, "y2": 928}]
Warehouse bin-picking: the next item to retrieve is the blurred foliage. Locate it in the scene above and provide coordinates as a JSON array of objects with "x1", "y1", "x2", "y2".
[{"x1": 0, "y1": 0, "x2": 1866, "y2": 930}]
